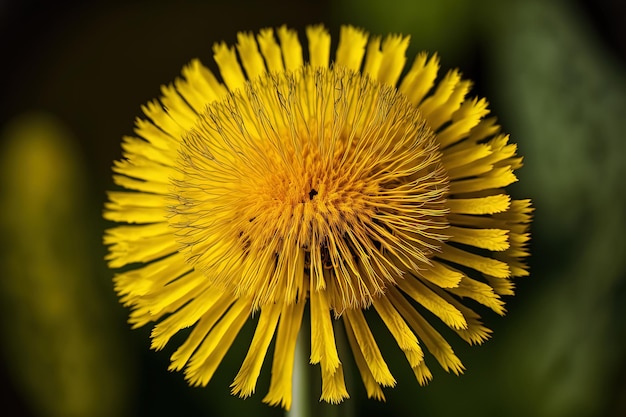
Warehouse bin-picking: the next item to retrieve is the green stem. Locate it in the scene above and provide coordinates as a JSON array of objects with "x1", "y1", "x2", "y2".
[{"x1": 287, "y1": 316, "x2": 311, "y2": 417}]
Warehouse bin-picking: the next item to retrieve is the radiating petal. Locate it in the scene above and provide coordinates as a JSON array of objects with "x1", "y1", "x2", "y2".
[
  {"x1": 343, "y1": 315, "x2": 386, "y2": 400},
  {"x1": 447, "y1": 194, "x2": 511, "y2": 215},
  {"x1": 399, "y1": 52, "x2": 440, "y2": 105},
  {"x1": 397, "y1": 276, "x2": 468, "y2": 330},
  {"x1": 263, "y1": 299, "x2": 306, "y2": 410},
  {"x1": 236, "y1": 32, "x2": 267, "y2": 80},
  {"x1": 277, "y1": 25, "x2": 303, "y2": 71},
  {"x1": 373, "y1": 293, "x2": 424, "y2": 367},
  {"x1": 185, "y1": 298, "x2": 251, "y2": 386},
  {"x1": 310, "y1": 287, "x2": 340, "y2": 372},
  {"x1": 335, "y1": 26, "x2": 368, "y2": 71},
  {"x1": 306, "y1": 25, "x2": 331, "y2": 67},
  {"x1": 231, "y1": 303, "x2": 282, "y2": 397},
  {"x1": 257, "y1": 28, "x2": 284, "y2": 72},
  {"x1": 320, "y1": 364, "x2": 349, "y2": 404},
  {"x1": 343, "y1": 309, "x2": 396, "y2": 386},
  {"x1": 213, "y1": 43, "x2": 247, "y2": 91},
  {"x1": 376, "y1": 34, "x2": 410, "y2": 85}
]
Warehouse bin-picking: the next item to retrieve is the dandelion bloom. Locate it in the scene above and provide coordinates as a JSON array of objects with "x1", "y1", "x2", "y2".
[{"x1": 104, "y1": 25, "x2": 531, "y2": 408}]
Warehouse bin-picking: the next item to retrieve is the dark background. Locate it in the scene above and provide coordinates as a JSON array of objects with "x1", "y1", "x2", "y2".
[{"x1": 1, "y1": 0, "x2": 625, "y2": 416}]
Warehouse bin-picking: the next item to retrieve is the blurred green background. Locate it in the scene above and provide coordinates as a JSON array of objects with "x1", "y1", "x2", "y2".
[{"x1": 1, "y1": 0, "x2": 625, "y2": 416}]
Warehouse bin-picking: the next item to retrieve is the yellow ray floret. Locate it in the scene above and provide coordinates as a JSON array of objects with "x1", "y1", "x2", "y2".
[
  {"x1": 231, "y1": 303, "x2": 282, "y2": 397},
  {"x1": 306, "y1": 25, "x2": 331, "y2": 68}
]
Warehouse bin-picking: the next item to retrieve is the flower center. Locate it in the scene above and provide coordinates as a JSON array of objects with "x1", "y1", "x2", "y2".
[{"x1": 170, "y1": 65, "x2": 450, "y2": 312}]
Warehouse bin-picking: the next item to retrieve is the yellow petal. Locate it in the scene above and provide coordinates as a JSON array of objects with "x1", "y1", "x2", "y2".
[
  {"x1": 263, "y1": 298, "x2": 305, "y2": 410},
  {"x1": 106, "y1": 191, "x2": 168, "y2": 208},
  {"x1": 236, "y1": 32, "x2": 267, "y2": 80},
  {"x1": 468, "y1": 116, "x2": 500, "y2": 142},
  {"x1": 496, "y1": 255, "x2": 529, "y2": 277},
  {"x1": 159, "y1": 84, "x2": 198, "y2": 131},
  {"x1": 373, "y1": 292, "x2": 424, "y2": 367},
  {"x1": 112, "y1": 252, "x2": 189, "y2": 299},
  {"x1": 213, "y1": 42, "x2": 247, "y2": 92},
  {"x1": 103, "y1": 204, "x2": 166, "y2": 225},
  {"x1": 437, "y1": 98, "x2": 489, "y2": 148},
  {"x1": 310, "y1": 288, "x2": 340, "y2": 372},
  {"x1": 168, "y1": 295, "x2": 234, "y2": 371},
  {"x1": 320, "y1": 364, "x2": 349, "y2": 404},
  {"x1": 104, "y1": 222, "x2": 169, "y2": 244},
  {"x1": 150, "y1": 287, "x2": 222, "y2": 350},
  {"x1": 437, "y1": 243, "x2": 510, "y2": 278},
  {"x1": 138, "y1": 269, "x2": 208, "y2": 317},
  {"x1": 105, "y1": 234, "x2": 176, "y2": 268},
  {"x1": 257, "y1": 28, "x2": 284, "y2": 73},
  {"x1": 231, "y1": 303, "x2": 281, "y2": 397},
  {"x1": 449, "y1": 166, "x2": 517, "y2": 194},
  {"x1": 392, "y1": 293, "x2": 465, "y2": 374},
  {"x1": 415, "y1": 260, "x2": 463, "y2": 288},
  {"x1": 343, "y1": 316, "x2": 386, "y2": 400},
  {"x1": 277, "y1": 25, "x2": 303, "y2": 71},
  {"x1": 448, "y1": 302, "x2": 493, "y2": 345},
  {"x1": 399, "y1": 52, "x2": 440, "y2": 105},
  {"x1": 363, "y1": 36, "x2": 382, "y2": 79},
  {"x1": 335, "y1": 25, "x2": 368, "y2": 71},
  {"x1": 179, "y1": 58, "x2": 228, "y2": 107},
  {"x1": 111, "y1": 174, "x2": 170, "y2": 195},
  {"x1": 112, "y1": 155, "x2": 178, "y2": 184},
  {"x1": 419, "y1": 70, "x2": 468, "y2": 130},
  {"x1": 448, "y1": 226, "x2": 510, "y2": 251},
  {"x1": 343, "y1": 309, "x2": 395, "y2": 386},
  {"x1": 411, "y1": 361, "x2": 433, "y2": 386},
  {"x1": 141, "y1": 99, "x2": 187, "y2": 139},
  {"x1": 447, "y1": 194, "x2": 511, "y2": 215},
  {"x1": 376, "y1": 34, "x2": 410, "y2": 86},
  {"x1": 496, "y1": 198, "x2": 534, "y2": 222},
  {"x1": 442, "y1": 143, "x2": 492, "y2": 172},
  {"x1": 426, "y1": 284, "x2": 496, "y2": 344},
  {"x1": 120, "y1": 136, "x2": 175, "y2": 166},
  {"x1": 485, "y1": 275, "x2": 516, "y2": 295},
  {"x1": 397, "y1": 277, "x2": 468, "y2": 330},
  {"x1": 103, "y1": 191, "x2": 169, "y2": 225},
  {"x1": 306, "y1": 25, "x2": 330, "y2": 68},
  {"x1": 448, "y1": 275, "x2": 506, "y2": 315},
  {"x1": 185, "y1": 298, "x2": 251, "y2": 386},
  {"x1": 133, "y1": 117, "x2": 178, "y2": 151}
]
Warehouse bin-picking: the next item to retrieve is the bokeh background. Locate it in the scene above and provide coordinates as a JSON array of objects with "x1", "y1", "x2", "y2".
[{"x1": 1, "y1": 0, "x2": 625, "y2": 416}]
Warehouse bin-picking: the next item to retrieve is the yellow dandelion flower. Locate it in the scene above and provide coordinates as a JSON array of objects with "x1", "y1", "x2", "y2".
[{"x1": 104, "y1": 25, "x2": 531, "y2": 409}]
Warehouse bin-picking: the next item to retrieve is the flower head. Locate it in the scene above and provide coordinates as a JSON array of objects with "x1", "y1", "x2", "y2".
[{"x1": 104, "y1": 25, "x2": 531, "y2": 409}]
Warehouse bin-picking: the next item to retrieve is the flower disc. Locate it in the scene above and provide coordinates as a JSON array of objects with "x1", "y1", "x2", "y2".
[{"x1": 171, "y1": 65, "x2": 449, "y2": 312}]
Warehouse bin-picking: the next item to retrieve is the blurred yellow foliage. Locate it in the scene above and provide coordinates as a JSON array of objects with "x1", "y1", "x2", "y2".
[{"x1": 0, "y1": 113, "x2": 133, "y2": 417}]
